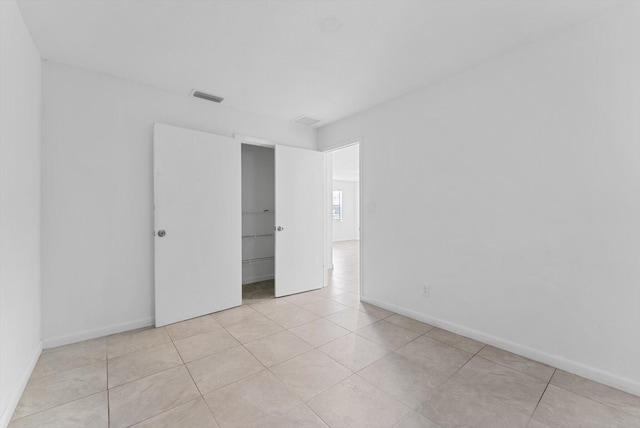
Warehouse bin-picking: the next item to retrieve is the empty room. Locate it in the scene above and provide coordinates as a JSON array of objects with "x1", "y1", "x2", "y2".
[{"x1": 2, "y1": 0, "x2": 639, "y2": 427}]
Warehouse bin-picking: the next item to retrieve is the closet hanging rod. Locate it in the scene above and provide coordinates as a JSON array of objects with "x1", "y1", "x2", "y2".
[
  {"x1": 242, "y1": 256, "x2": 274, "y2": 265},
  {"x1": 242, "y1": 211, "x2": 275, "y2": 215},
  {"x1": 242, "y1": 233, "x2": 274, "y2": 238}
]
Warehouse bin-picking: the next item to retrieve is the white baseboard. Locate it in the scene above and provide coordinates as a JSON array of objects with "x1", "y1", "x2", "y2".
[
  {"x1": 0, "y1": 341, "x2": 42, "y2": 428},
  {"x1": 361, "y1": 295, "x2": 640, "y2": 397},
  {"x1": 42, "y1": 317, "x2": 155, "y2": 349},
  {"x1": 242, "y1": 274, "x2": 275, "y2": 285}
]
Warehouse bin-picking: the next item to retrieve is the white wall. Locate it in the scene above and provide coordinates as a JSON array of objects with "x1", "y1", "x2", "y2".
[
  {"x1": 41, "y1": 62, "x2": 315, "y2": 347},
  {"x1": 242, "y1": 145, "x2": 275, "y2": 284},
  {"x1": 332, "y1": 180, "x2": 359, "y2": 242},
  {"x1": 0, "y1": 1, "x2": 42, "y2": 426},
  {"x1": 318, "y1": 5, "x2": 640, "y2": 394}
]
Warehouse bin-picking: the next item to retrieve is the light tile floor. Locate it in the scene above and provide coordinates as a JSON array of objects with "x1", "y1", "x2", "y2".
[{"x1": 10, "y1": 241, "x2": 640, "y2": 427}]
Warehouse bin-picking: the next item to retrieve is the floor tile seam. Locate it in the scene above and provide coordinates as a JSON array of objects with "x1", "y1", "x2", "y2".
[
  {"x1": 106, "y1": 363, "x2": 188, "y2": 392},
  {"x1": 527, "y1": 371, "x2": 554, "y2": 425},
  {"x1": 473, "y1": 352, "x2": 555, "y2": 384},
  {"x1": 435, "y1": 343, "x2": 486, "y2": 388},
  {"x1": 108, "y1": 340, "x2": 182, "y2": 366},
  {"x1": 245, "y1": 342, "x2": 312, "y2": 369},
  {"x1": 9, "y1": 390, "x2": 107, "y2": 424},
  {"x1": 472, "y1": 355, "x2": 552, "y2": 386},
  {"x1": 546, "y1": 380, "x2": 640, "y2": 420},
  {"x1": 180, "y1": 356, "x2": 226, "y2": 428},
  {"x1": 266, "y1": 359, "x2": 351, "y2": 404},
  {"x1": 27, "y1": 357, "x2": 108, "y2": 382},
  {"x1": 107, "y1": 339, "x2": 174, "y2": 361},
  {"x1": 298, "y1": 400, "x2": 332, "y2": 428},
  {"x1": 127, "y1": 396, "x2": 216, "y2": 428},
  {"x1": 422, "y1": 331, "x2": 485, "y2": 355}
]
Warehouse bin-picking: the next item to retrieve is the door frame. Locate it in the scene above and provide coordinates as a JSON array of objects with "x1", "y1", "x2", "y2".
[{"x1": 322, "y1": 138, "x2": 363, "y2": 299}]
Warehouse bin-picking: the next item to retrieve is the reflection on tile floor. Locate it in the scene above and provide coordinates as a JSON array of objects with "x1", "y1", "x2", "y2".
[{"x1": 10, "y1": 241, "x2": 640, "y2": 427}]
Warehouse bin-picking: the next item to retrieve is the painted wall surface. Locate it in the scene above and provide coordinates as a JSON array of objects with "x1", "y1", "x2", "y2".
[
  {"x1": 242, "y1": 145, "x2": 275, "y2": 284},
  {"x1": 41, "y1": 62, "x2": 316, "y2": 347},
  {"x1": 0, "y1": 1, "x2": 42, "y2": 425},
  {"x1": 318, "y1": 5, "x2": 640, "y2": 394},
  {"x1": 332, "y1": 180, "x2": 359, "y2": 242}
]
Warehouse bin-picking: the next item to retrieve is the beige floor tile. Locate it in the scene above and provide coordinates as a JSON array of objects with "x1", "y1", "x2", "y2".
[
  {"x1": 477, "y1": 346, "x2": 554, "y2": 382},
  {"x1": 307, "y1": 374, "x2": 411, "y2": 428},
  {"x1": 302, "y1": 299, "x2": 350, "y2": 317},
  {"x1": 359, "y1": 353, "x2": 447, "y2": 408},
  {"x1": 107, "y1": 342, "x2": 183, "y2": 388},
  {"x1": 326, "y1": 308, "x2": 380, "y2": 331},
  {"x1": 531, "y1": 384, "x2": 640, "y2": 427},
  {"x1": 330, "y1": 292, "x2": 360, "y2": 307},
  {"x1": 165, "y1": 315, "x2": 222, "y2": 341},
  {"x1": 355, "y1": 302, "x2": 394, "y2": 319},
  {"x1": 257, "y1": 402, "x2": 328, "y2": 427},
  {"x1": 224, "y1": 316, "x2": 284, "y2": 344},
  {"x1": 107, "y1": 327, "x2": 171, "y2": 359},
  {"x1": 270, "y1": 350, "x2": 352, "y2": 401},
  {"x1": 108, "y1": 365, "x2": 200, "y2": 428},
  {"x1": 394, "y1": 412, "x2": 441, "y2": 428},
  {"x1": 211, "y1": 305, "x2": 263, "y2": 327},
  {"x1": 284, "y1": 293, "x2": 327, "y2": 307},
  {"x1": 356, "y1": 320, "x2": 421, "y2": 351},
  {"x1": 308, "y1": 286, "x2": 348, "y2": 299},
  {"x1": 245, "y1": 331, "x2": 313, "y2": 367},
  {"x1": 31, "y1": 338, "x2": 107, "y2": 379},
  {"x1": 333, "y1": 282, "x2": 359, "y2": 293},
  {"x1": 319, "y1": 333, "x2": 390, "y2": 372},
  {"x1": 263, "y1": 305, "x2": 320, "y2": 329},
  {"x1": 418, "y1": 357, "x2": 546, "y2": 428},
  {"x1": 425, "y1": 328, "x2": 485, "y2": 354},
  {"x1": 14, "y1": 361, "x2": 106, "y2": 419},
  {"x1": 385, "y1": 314, "x2": 434, "y2": 335},
  {"x1": 203, "y1": 370, "x2": 302, "y2": 427},
  {"x1": 290, "y1": 318, "x2": 350, "y2": 347},
  {"x1": 131, "y1": 397, "x2": 219, "y2": 428},
  {"x1": 187, "y1": 346, "x2": 264, "y2": 394},
  {"x1": 250, "y1": 298, "x2": 298, "y2": 318},
  {"x1": 395, "y1": 336, "x2": 472, "y2": 377},
  {"x1": 550, "y1": 370, "x2": 640, "y2": 418},
  {"x1": 9, "y1": 391, "x2": 107, "y2": 428},
  {"x1": 173, "y1": 328, "x2": 239, "y2": 362}
]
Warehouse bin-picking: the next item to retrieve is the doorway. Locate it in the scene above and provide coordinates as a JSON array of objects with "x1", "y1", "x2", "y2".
[
  {"x1": 241, "y1": 144, "x2": 275, "y2": 304},
  {"x1": 326, "y1": 143, "x2": 360, "y2": 295}
]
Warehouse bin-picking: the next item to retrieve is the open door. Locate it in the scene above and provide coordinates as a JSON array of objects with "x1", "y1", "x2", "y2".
[
  {"x1": 275, "y1": 145, "x2": 324, "y2": 297},
  {"x1": 154, "y1": 123, "x2": 241, "y2": 326}
]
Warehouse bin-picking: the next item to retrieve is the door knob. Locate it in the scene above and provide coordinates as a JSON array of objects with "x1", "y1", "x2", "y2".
[
  {"x1": 157, "y1": 230, "x2": 166, "y2": 237},
  {"x1": 276, "y1": 226, "x2": 284, "y2": 232}
]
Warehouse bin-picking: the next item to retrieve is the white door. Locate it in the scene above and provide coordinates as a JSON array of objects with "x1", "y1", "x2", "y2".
[
  {"x1": 275, "y1": 145, "x2": 324, "y2": 297},
  {"x1": 154, "y1": 123, "x2": 241, "y2": 327}
]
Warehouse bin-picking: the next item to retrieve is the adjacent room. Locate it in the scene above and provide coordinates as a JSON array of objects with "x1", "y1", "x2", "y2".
[{"x1": 1, "y1": 1, "x2": 639, "y2": 427}]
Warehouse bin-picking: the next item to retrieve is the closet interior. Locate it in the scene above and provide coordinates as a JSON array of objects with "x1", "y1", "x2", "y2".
[{"x1": 241, "y1": 144, "x2": 275, "y2": 303}]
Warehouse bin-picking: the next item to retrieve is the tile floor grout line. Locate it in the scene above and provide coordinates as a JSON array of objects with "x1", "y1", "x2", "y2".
[
  {"x1": 528, "y1": 367, "x2": 555, "y2": 424},
  {"x1": 8, "y1": 391, "x2": 108, "y2": 424}
]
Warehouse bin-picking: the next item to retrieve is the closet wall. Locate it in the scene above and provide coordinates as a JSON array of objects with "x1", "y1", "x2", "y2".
[{"x1": 241, "y1": 145, "x2": 275, "y2": 284}]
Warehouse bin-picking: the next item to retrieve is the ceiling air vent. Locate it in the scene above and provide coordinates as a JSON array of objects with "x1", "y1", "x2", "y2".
[
  {"x1": 192, "y1": 90, "x2": 224, "y2": 103},
  {"x1": 292, "y1": 115, "x2": 321, "y2": 126}
]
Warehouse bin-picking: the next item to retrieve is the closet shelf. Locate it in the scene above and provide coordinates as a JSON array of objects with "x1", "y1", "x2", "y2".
[
  {"x1": 242, "y1": 256, "x2": 274, "y2": 265},
  {"x1": 242, "y1": 233, "x2": 274, "y2": 238}
]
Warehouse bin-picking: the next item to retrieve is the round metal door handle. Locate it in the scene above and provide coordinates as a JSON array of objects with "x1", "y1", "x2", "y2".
[
  {"x1": 276, "y1": 226, "x2": 284, "y2": 232},
  {"x1": 157, "y1": 230, "x2": 166, "y2": 237}
]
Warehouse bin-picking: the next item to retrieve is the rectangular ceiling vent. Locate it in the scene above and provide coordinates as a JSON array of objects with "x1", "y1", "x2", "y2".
[
  {"x1": 292, "y1": 115, "x2": 321, "y2": 127},
  {"x1": 192, "y1": 90, "x2": 224, "y2": 103}
]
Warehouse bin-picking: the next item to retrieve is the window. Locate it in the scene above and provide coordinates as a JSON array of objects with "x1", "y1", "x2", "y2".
[{"x1": 332, "y1": 190, "x2": 343, "y2": 221}]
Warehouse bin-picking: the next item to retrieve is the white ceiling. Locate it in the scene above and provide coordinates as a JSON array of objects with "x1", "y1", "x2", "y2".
[
  {"x1": 332, "y1": 144, "x2": 359, "y2": 182},
  {"x1": 18, "y1": 0, "x2": 626, "y2": 127}
]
